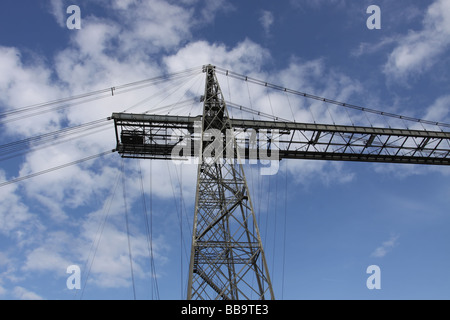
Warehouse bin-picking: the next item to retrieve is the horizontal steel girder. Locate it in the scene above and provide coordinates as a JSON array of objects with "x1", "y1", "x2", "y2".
[{"x1": 112, "y1": 113, "x2": 450, "y2": 165}]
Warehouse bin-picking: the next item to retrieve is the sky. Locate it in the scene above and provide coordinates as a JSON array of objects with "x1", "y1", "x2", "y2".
[{"x1": 0, "y1": 0, "x2": 450, "y2": 300}]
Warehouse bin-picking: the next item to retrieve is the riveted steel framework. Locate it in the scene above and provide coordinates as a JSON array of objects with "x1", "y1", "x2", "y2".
[
  {"x1": 112, "y1": 114, "x2": 450, "y2": 166},
  {"x1": 185, "y1": 65, "x2": 274, "y2": 300},
  {"x1": 111, "y1": 65, "x2": 450, "y2": 300}
]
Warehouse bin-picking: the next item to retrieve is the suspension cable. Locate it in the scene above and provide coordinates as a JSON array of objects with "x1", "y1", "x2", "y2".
[
  {"x1": 0, "y1": 150, "x2": 114, "y2": 188},
  {"x1": 214, "y1": 66, "x2": 450, "y2": 129},
  {"x1": 0, "y1": 67, "x2": 203, "y2": 124},
  {"x1": 121, "y1": 159, "x2": 137, "y2": 300},
  {"x1": 138, "y1": 160, "x2": 160, "y2": 300},
  {"x1": 0, "y1": 118, "x2": 110, "y2": 161},
  {"x1": 80, "y1": 168, "x2": 122, "y2": 300},
  {"x1": 282, "y1": 160, "x2": 288, "y2": 300}
]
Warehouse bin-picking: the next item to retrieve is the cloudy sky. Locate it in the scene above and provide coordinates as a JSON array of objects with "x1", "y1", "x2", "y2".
[{"x1": 1, "y1": 0, "x2": 450, "y2": 300}]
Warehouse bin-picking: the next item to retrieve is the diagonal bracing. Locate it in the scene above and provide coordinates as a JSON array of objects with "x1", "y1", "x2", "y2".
[{"x1": 186, "y1": 65, "x2": 274, "y2": 300}]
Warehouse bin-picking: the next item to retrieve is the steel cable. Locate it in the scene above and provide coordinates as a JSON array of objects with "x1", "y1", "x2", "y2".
[
  {"x1": 215, "y1": 66, "x2": 450, "y2": 129},
  {"x1": 0, "y1": 150, "x2": 114, "y2": 188}
]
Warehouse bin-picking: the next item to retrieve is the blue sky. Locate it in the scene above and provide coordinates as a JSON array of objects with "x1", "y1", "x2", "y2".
[{"x1": 0, "y1": 0, "x2": 450, "y2": 300}]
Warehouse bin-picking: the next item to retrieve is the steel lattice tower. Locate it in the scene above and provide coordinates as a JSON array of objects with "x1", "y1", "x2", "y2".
[{"x1": 186, "y1": 65, "x2": 274, "y2": 300}]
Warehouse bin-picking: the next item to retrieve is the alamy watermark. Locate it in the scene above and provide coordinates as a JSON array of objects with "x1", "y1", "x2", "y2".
[
  {"x1": 65, "y1": 5, "x2": 380, "y2": 31},
  {"x1": 366, "y1": 5, "x2": 381, "y2": 30},
  {"x1": 66, "y1": 265, "x2": 81, "y2": 290},
  {"x1": 366, "y1": 265, "x2": 381, "y2": 290},
  {"x1": 171, "y1": 121, "x2": 280, "y2": 176},
  {"x1": 66, "y1": 5, "x2": 81, "y2": 30},
  {"x1": 66, "y1": 264, "x2": 382, "y2": 292}
]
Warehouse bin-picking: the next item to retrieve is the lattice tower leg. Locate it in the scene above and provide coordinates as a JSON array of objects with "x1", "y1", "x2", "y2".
[{"x1": 187, "y1": 65, "x2": 274, "y2": 300}]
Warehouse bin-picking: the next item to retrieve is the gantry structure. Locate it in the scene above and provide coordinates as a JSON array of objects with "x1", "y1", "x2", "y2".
[{"x1": 112, "y1": 65, "x2": 450, "y2": 300}]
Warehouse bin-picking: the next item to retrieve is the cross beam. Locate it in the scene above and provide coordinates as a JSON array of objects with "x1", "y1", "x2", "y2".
[{"x1": 112, "y1": 112, "x2": 450, "y2": 166}]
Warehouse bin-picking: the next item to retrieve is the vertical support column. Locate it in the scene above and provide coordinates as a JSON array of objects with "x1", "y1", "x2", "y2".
[{"x1": 187, "y1": 65, "x2": 274, "y2": 300}]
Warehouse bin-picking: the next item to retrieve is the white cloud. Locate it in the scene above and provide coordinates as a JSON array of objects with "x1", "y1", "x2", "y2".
[
  {"x1": 0, "y1": 170, "x2": 40, "y2": 238},
  {"x1": 383, "y1": 0, "x2": 450, "y2": 80},
  {"x1": 284, "y1": 159, "x2": 355, "y2": 187},
  {"x1": 110, "y1": 0, "x2": 136, "y2": 10},
  {"x1": 13, "y1": 286, "x2": 44, "y2": 300},
  {"x1": 371, "y1": 235, "x2": 399, "y2": 258},
  {"x1": 119, "y1": 0, "x2": 194, "y2": 52},
  {"x1": 164, "y1": 39, "x2": 271, "y2": 75},
  {"x1": 72, "y1": 199, "x2": 172, "y2": 289},
  {"x1": 0, "y1": 46, "x2": 65, "y2": 137},
  {"x1": 48, "y1": 0, "x2": 66, "y2": 28},
  {"x1": 17, "y1": 145, "x2": 120, "y2": 222},
  {"x1": 351, "y1": 37, "x2": 397, "y2": 58},
  {"x1": 290, "y1": 0, "x2": 347, "y2": 10},
  {"x1": 23, "y1": 246, "x2": 71, "y2": 274},
  {"x1": 423, "y1": 95, "x2": 450, "y2": 125},
  {"x1": 259, "y1": 10, "x2": 274, "y2": 36}
]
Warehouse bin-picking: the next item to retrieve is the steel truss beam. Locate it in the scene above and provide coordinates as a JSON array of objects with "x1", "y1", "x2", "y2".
[{"x1": 112, "y1": 113, "x2": 450, "y2": 166}]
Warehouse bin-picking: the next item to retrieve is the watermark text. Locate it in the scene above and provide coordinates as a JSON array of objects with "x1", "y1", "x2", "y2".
[
  {"x1": 67, "y1": 5, "x2": 81, "y2": 30},
  {"x1": 366, "y1": 265, "x2": 381, "y2": 290},
  {"x1": 171, "y1": 121, "x2": 280, "y2": 176},
  {"x1": 366, "y1": 5, "x2": 381, "y2": 30},
  {"x1": 66, "y1": 265, "x2": 81, "y2": 290}
]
